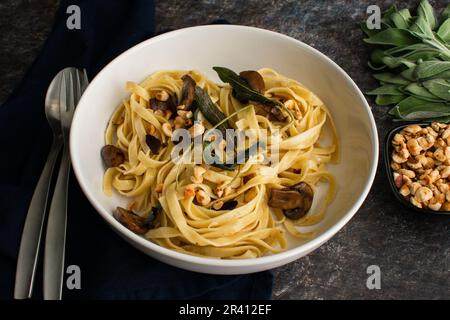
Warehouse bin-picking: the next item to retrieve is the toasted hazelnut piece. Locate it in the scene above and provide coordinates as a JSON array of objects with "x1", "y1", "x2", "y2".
[
  {"x1": 424, "y1": 170, "x2": 440, "y2": 185},
  {"x1": 392, "y1": 152, "x2": 408, "y2": 164},
  {"x1": 436, "y1": 182, "x2": 449, "y2": 194},
  {"x1": 445, "y1": 147, "x2": 450, "y2": 159},
  {"x1": 406, "y1": 139, "x2": 422, "y2": 156},
  {"x1": 442, "y1": 128, "x2": 450, "y2": 139},
  {"x1": 223, "y1": 186, "x2": 233, "y2": 197},
  {"x1": 442, "y1": 202, "x2": 450, "y2": 211},
  {"x1": 155, "y1": 90, "x2": 169, "y2": 101},
  {"x1": 415, "y1": 187, "x2": 433, "y2": 202},
  {"x1": 155, "y1": 183, "x2": 163, "y2": 193},
  {"x1": 434, "y1": 148, "x2": 446, "y2": 162},
  {"x1": 191, "y1": 166, "x2": 207, "y2": 184},
  {"x1": 174, "y1": 116, "x2": 186, "y2": 129},
  {"x1": 398, "y1": 168, "x2": 415, "y2": 179},
  {"x1": 427, "y1": 128, "x2": 438, "y2": 138},
  {"x1": 410, "y1": 182, "x2": 421, "y2": 195},
  {"x1": 184, "y1": 184, "x2": 196, "y2": 198},
  {"x1": 188, "y1": 123, "x2": 205, "y2": 137},
  {"x1": 399, "y1": 184, "x2": 410, "y2": 197},
  {"x1": 393, "y1": 172, "x2": 403, "y2": 188},
  {"x1": 419, "y1": 169, "x2": 432, "y2": 180},
  {"x1": 283, "y1": 99, "x2": 296, "y2": 112},
  {"x1": 440, "y1": 166, "x2": 450, "y2": 179},
  {"x1": 177, "y1": 104, "x2": 187, "y2": 111},
  {"x1": 428, "y1": 197, "x2": 443, "y2": 211},
  {"x1": 143, "y1": 121, "x2": 156, "y2": 135},
  {"x1": 410, "y1": 196, "x2": 423, "y2": 208},
  {"x1": 398, "y1": 147, "x2": 410, "y2": 159},
  {"x1": 161, "y1": 122, "x2": 173, "y2": 137},
  {"x1": 392, "y1": 133, "x2": 405, "y2": 145},
  {"x1": 446, "y1": 190, "x2": 450, "y2": 202},
  {"x1": 417, "y1": 136, "x2": 433, "y2": 150},
  {"x1": 430, "y1": 184, "x2": 441, "y2": 196},
  {"x1": 406, "y1": 157, "x2": 422, "y2": 170},
  {"x1": 212, "y1": 201, "x2": 224, "y2": 210},
  {"x1": 215, "y1": 188, "x2": 224, "y2": 198},
  {"x1": 196, "y1": 190, "x2": 211, "y2": 206},
  {"x1": 423, "y1": 157, "x2": 435, "y2": 169},
  {"x1": 391, "y1": 162, "x2": 401, "y2": 171},
  {"x1": 177, "y1": 110, "x2": 193, "y2": 119},
  {"x1": 404, "y1": 124, "x2": 422, "y2": 134},
  {"x1": 431, "y1": 122, "x2": 441, "y2": 132},
  {"x1": 402, "y1": 175, "x2": 412, "y2": 185},
  {"x1": 435, "y1": 137, "x2": 446, "y2": 149}
]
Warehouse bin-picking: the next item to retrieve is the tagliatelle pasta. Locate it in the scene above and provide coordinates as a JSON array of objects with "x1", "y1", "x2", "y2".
[{"x1": 102, "y1": 68, "x2": 338, "y2": 259}]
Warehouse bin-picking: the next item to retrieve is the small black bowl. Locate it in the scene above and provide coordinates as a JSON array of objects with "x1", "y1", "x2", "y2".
[{"x1": 384, "y1": 123, "x2": 450, "y2": 216}]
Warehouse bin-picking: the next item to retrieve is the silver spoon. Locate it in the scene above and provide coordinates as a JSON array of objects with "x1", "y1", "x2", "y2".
[
  {"x1": 43, "y1": 68, "x2": 87, "y2": 300},
  {"x1": 14, "y1": 71, "x2": 64, "y2": 299}
]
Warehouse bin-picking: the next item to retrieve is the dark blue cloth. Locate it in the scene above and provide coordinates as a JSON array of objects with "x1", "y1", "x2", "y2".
[{"x1": 0, "y1": 0, "x2": 273, "y2": 299}]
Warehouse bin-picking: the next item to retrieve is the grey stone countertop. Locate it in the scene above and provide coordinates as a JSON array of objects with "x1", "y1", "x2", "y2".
[{"x1": 1, "y1": 0, "x2": 449, "y2": 299}]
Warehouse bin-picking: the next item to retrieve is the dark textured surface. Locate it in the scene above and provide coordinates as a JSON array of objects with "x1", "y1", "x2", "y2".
[{"x1": 1, "y1": 0, "x2": 449, "y2": 300}]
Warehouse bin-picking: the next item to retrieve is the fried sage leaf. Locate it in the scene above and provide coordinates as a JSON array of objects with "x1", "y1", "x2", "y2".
[
  {"x1": 194, "y1": 85, "x2": 229, "y2": 134},
  {"x1": 213, "y1": 66, "x2": 281, "y2": 108}
]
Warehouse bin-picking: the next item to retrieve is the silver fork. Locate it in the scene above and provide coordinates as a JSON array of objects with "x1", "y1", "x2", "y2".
[{"x1": 43, "y1": 68, "x2": 88, "y2": 300}]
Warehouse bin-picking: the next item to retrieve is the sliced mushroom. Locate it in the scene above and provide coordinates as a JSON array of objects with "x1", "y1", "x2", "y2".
[
  {"x1": 268, "y1": 182, "x2": 314, "y2": 220},
  {"x1": 239, "y1": 70, "x2": 265, "y2": 94},
  {"x1": 145, "y1": 134, "x2": 162, "y2": 154},
  {"x1": 101, "y1": 145, "x2": 125, "y2": 168},
  {"x1": 181, "y1": 74, "x2": 196, "y2": 108},
  {"x1": 150, "y1": 95, "x2": 177, "y2": 114},
  {"x1": 253, "y1": 102, "x2": 286, "y2": 122},
  {"x1": 221, "y1": 200, "x2": 238, "y2": 210},
  {"x1": 115, "y1": 207, "x2": 148, "y2": 235}
]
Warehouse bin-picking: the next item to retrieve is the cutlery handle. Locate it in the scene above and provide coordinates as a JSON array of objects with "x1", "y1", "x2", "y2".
[
  {"x1": 14, "y1": 139, "x2": 63, "y2": 299},
  {"x1": 43, "y1": 146, "x2": 71, "y2": 300}
]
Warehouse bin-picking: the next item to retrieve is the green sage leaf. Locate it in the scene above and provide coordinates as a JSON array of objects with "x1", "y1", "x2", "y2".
[
  {"x1": 373, "y1": 73, "x2": 410, "y2": 85},
  {"x1": 414, "y1": 61, "x2": 450, "y2": 79},
  {"x1": 390, "y1": 8, "x2": 412, "y2": 29},
  {"x1": 437, "y1": 18, "x2": 450, "y2": 42},
  {"x1": 363, "y1": 28, "x2": 417, "y2": 46},
  {"x1": 417, "y1": 0, "x2": 437, "y2": 30},
  {"x1": 375, "y1": 94, "x2": 407, "y2": 105},
  {"x1": 423, "y1": 79, "x2": 450, "y2": 101},
  {"x1": 403, "y1": 82, "x2": 442, "y2": 101},
  {"x1": 367, "y1": 84, "x2": 403, "y2": 96}
]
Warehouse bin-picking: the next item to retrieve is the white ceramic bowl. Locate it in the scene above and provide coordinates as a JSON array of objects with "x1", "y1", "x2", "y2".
[{"x1": 70, "y1": 25, "x2": 378, "y2": 274}]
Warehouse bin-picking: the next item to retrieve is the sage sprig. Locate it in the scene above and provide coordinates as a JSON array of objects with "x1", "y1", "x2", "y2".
[{"x1": 363, "y1": 0, "x2": 450, "y2": 121}]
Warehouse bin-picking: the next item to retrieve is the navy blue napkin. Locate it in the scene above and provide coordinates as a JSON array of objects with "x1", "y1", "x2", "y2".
[{"x1": 0, "y1": 0, "x2": 273, "y2": 299}]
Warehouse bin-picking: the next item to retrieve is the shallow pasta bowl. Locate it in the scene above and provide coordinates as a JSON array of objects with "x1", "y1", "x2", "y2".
[{"x1": 70, "y1": 25, "x2": 378, "y2": 274}]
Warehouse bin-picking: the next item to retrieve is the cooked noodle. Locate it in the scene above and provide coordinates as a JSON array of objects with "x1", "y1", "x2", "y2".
[{"x1": 103, "y1": 68, "x2": 338, "y2": 259}]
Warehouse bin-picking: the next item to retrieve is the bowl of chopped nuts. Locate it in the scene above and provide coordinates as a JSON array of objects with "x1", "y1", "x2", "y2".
[{"x1": 386, "y1": 122, "x2": 450, "y2": 215}]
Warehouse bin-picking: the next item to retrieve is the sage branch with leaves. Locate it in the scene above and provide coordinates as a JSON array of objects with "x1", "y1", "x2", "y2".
[{"x1": 362, "y1": 0, "x2": 450, "y2": 121}]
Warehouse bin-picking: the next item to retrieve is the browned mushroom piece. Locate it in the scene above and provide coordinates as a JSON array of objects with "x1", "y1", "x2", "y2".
[
  {"x1": 181, "y1": 74, "x2": 196, "y2": 108},
  {"x1": 150, "y1": 95, "x2": 177, "y2": 114},
  {"x1": 115, "y1": 207, "x2": 149, "y2": 235},
  {"x1": 145, "y1": 134, "x2": 162, "y2": 154},
  {"x1": 268, "y1": 182, "x2": 314, "y2": 220},
  {"x1": 253, "y1": 102, "x2": 286, "y2": 122},
  {"x1": 239, "y1": 70, "x2": 265, "y2": 94},
  {"x1": 101, "y1": 145, "x2": 125, "y2": 168}
]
